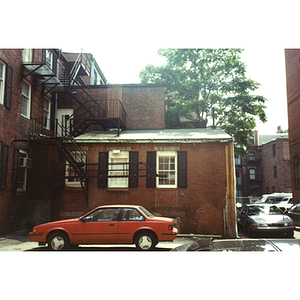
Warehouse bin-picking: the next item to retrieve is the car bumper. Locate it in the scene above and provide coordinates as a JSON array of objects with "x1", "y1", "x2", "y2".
[
  {"x1": 250, "y1": 226, "x2": 295, "y2": 236},
  {"x1": 29, "y1": 232, "x2": 46, "y2": 242}
]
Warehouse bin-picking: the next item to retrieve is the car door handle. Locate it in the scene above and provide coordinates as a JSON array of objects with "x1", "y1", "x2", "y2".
[{"x1": 109, "y1": 224, "x2": 115, "y2": 226}]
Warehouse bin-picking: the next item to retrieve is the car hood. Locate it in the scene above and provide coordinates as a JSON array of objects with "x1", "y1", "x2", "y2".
[
  {"x1": 35, "y1": 218, "x2": 78, "y2": 228},
  {"x1": 250, "y1": 214, "x2": 293, "y2": 223}
]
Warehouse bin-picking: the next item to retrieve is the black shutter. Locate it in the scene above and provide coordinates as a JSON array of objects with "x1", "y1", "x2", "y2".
[
  {"x1": 146, "y1": 151, "x2": 156, "y2": 188},
  {"x1": 4, "y1": 65, "x2": 13, "y2": 109},
  {"x1": 98, "y1": 152, "x2": 108, "y2": 188},
  {"x1": 0, "y1": 145, "x2": 9, "y2": 190},
  {"x1": 11, "y1": 148, "x2": 19, "y2": 189},
  {"x1": 129, "y1": 151, "x2": 138, "y2": 188},
  {"x1": 178, "y1": 151, "x2": 187, "y2": 188}
]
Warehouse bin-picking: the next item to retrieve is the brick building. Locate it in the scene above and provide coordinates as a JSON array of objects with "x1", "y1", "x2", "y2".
[
  {"x1": 235, "y1": 132, "x2": 291, "y2": 200},
  {"x1": 285, "y1": 49, "x2": 300, "y2": 203},
  {"x1": 0, "y1": 48, "x2": 237, "y2": 237}
]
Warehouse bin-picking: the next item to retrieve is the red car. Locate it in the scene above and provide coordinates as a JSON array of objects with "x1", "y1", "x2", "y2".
[{"x1": 29, "y1": 205, "x2": 178, "y2": 250}]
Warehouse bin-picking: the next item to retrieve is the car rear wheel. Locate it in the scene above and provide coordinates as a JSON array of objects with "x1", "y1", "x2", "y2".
[
  {"x1": 135, "y1": 232, "x2": 156, "y2": 250},
  {"x1": 48, "y1": 232, "x2": 69, "y2": 250}
]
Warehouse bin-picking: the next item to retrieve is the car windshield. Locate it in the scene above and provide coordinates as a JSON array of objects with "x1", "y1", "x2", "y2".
[
  {"x1": 139, "y1": 206, "x2": 154, "y2": 218},
  {"x1": 248, "y1": 205, "x2": 283, "y2": 216}
]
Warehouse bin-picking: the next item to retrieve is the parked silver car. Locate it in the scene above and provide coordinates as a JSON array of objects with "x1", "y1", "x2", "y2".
[
  {"x1": 171, "y1": 238, "x2": 300, "y2": 251},
  {"x1": 287, "y1": 204, "x2": 300, "y2": 226},
  {"x1": 237, "y1": 203, "x2": 295, "y2": 237}
]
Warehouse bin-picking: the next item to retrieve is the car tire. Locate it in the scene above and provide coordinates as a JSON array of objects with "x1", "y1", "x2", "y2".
[
  {"x1": 135, "y1": 231, "x2": 156, "y2": 251},
  {"x1": 48, "y1": 232, "x2": 69, "y2": 251}
]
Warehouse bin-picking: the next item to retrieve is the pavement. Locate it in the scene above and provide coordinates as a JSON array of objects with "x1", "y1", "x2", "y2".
[
  {"x1": 1, "y1": 228, "x2": 300, "y2": 251},
  {"x1": 0, "y1": 229, "x2": 195, "y2": 251}
]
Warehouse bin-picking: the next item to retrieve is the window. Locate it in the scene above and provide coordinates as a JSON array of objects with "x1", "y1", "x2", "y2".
[
  {"x1": 249, "y1": 168, "x2": 256, "y2": 180},
  {"x1": 17, "y1": 150, "x2": 28, "y2": 192},
  {"x1": 235, "y1": 155, "x2": 241, "y2": 165},
  {"x1": 273, "y1": 144, "x2": 276, "y2": 156},
  {"x1": 21, "y1": 81, "x2": 31, "y2": 118},
  {"x1": 273, "y1": 166, "x2": 277, "y2": 178},
  {"x1": 236, "y1": 169, "x2": 242, "y2": 185},
  {"x1": 157, "y1": 151, "x2": 177, "y2": 188},
  {"x1": 43, "y1": 98, "x2": 51, "y2": 129},
  {"x1": 120, "y1": 208, "x2": 145, "y2": 221},
  {"x1": 45, "y1": 50, "x2": 53, "y2": 69},
  {"x1": 108, "y1": 150, "x2": 129, "y2": 188},
  {"x1": 294, "y1": 156, "x2": 300, "y2": 187},
  {"x1": 82, "y1": 208, "x2": 121, "y2": 222},
  {"x1": 22, "y1": 49, "x2": 32, "y2": 63},
  {"x1": 65, "y1": 151, "x2": 86, "y2": 187},
  {"x1": 0, "y1": 60, "x2": 5, "y2": 105},
  {"x1": 248, "y1": 151, "x2": 255, "y2": 161}
]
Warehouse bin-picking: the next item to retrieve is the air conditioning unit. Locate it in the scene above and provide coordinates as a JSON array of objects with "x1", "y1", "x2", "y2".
[{"x1": 19, "y1": 157, "x2": 33, "y2": 168}]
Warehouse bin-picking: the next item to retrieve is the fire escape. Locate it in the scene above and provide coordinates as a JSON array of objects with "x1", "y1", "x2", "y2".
[{"x1": 22, "y1": 50, "x2": 158, "y2": 205}]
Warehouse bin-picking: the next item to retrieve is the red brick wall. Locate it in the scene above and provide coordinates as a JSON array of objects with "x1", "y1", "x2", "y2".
[
  {"x1": 37, "y1": 141, "x2": 229, "y2": 235},
  {"x1": 0, "y1": 49, "x2": 51, "y2": 235},
  {"x1": 285, "y1": 49, "x2": 300, "y2": 202},
  {"x1": 61, "y1": 85, "x2": 166, "y2": 130},
  {"x1": 261, "y1": 139, "x2": 292, "y2": 194}
]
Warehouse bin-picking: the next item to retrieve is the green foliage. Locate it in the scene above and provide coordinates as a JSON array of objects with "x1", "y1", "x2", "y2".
[{"x1": 139, "y1": 49, "x2": 267, "y2": 156}]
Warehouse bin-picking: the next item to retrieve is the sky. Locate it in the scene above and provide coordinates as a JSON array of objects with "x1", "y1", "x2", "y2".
[
  {"x1": 3, "y1": 1, "x2": 298, "y2": 136},
  {"x1": 84, "y1": 47, "x2": 288, "y2": 135}
]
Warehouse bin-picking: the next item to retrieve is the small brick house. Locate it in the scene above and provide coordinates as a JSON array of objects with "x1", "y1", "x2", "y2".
[{"x1": 0, "y1": 48, "x2": 237, "y2": 237}]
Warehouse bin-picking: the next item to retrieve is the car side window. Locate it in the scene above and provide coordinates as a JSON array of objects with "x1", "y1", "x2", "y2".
[
  {"x1": 83, "y1": 208, "x2": 120, "y2": 222},
  {"x1": 120, "y1": 208, "x2": 145, "y2": 221}
]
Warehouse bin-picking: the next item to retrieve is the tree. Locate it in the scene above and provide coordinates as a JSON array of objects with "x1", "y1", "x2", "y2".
[{"x1": 139, "y1": 49, "x2": 267, "y2": 156}]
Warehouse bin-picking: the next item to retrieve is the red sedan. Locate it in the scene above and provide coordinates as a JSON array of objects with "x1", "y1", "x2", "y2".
[{"x1": 29, "y1": 205, "x2": 178, "y2": 250}]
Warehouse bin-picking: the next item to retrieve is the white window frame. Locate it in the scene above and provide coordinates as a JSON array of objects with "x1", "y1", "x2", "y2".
[
  {"x1": 108, "y1": 150, "x2": 129, "y2": 188},
  {"x1": 43, "y1": 97, "x2": 51, "y2": 130},
  {"x1": 22, "y1": 49, "x2": 32, "y2": 63},
  {"x1": 0, "y1": 60, "x2": 5, "y2": 105},
  {"x1": 17, "y1": 150, "x2": 28, "y2": 192},
  {"x1": 156, "y1": 151, "x2": 177, "y2": 188},
  {"x1": 21, "y1": 80, "x2": 31, "y2": 119},
  {"x1": 65, "y1": 151, "x2": 87, "y2": 187}
]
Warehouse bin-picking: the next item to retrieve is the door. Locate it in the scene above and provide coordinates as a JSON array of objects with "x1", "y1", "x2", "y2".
[
  {"x1": 73, "y1": 208, "x2": 120, "y2": 244},
  {"x1": 118, "y1": 208, "x2": 145, "y2": 243},
  {"x1": 289, "y1": 205, "x2": 300, "y2": 226},
  {"x1": 57, "y1": 108, "x2": 74, "y2": 136}
]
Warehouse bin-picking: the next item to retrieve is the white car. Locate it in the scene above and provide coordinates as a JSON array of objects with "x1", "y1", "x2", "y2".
[{"x1": 277, "y1": 197, "x2": 294, "y2": 212}]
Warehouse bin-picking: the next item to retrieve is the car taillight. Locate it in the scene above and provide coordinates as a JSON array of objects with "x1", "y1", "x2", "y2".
[{"x1": 168, "y1": 224, "x2": 173, "y2": 230}]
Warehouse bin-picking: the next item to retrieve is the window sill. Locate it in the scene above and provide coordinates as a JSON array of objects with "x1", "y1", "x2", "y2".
[{"x1": 107, "y1": 188, "x2": 129, "y2": 192}]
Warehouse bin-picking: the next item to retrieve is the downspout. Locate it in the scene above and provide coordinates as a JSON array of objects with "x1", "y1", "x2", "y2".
[{"x1": 225, "y1": 141, "x2": 238, "y2": 237}]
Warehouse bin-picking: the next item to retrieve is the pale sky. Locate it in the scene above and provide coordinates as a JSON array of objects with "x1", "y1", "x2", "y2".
[
  {"x1": 5, "y1": 0, "x2": 298, "y2": 135},
  {"x1": 83, "y1": 46, "x2": 289, "y2": 135}
]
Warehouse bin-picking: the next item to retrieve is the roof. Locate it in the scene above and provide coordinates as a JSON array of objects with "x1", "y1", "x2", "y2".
[
  {"x1": 74, "y1": 128, "x2": 232, "y2": 144},
  {"x1": 258, "y1": 134, "x2": 289, "y2": 146}
]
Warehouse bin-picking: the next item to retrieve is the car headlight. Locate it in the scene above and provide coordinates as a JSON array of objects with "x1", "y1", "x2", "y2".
[
  {"x1": 251, "y1": 223, "x2": 267, "y2": 227},
  {"x1": 284, "y1": 222, "x2": 294, "y2": 226}
]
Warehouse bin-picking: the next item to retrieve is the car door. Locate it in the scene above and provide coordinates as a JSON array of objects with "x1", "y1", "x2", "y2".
[
  {"x1": 73, "y1": 208, "x2": 120, "y2": 244},
  {"x1": 118, "y1": 208, "x2": 146, "y2": 243},
  {"x1": 288, "y1": 205, "x2": 300, "y2": 226}
]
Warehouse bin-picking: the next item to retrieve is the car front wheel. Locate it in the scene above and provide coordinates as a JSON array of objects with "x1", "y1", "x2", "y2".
[
  {"x1": 48, "y1": 232, "x2": 69, "y2": 250},
  {"x1": 135, "y1": 232, "x2": 156, "y2": 250}
]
